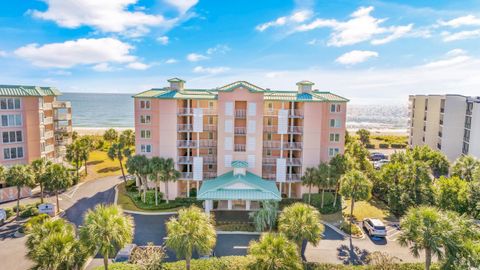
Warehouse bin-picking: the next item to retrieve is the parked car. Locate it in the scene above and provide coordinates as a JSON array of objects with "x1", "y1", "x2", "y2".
[
  {"x1": 374, "y1": 159, "x2": 390, "y2": 170},
  {"x1": 0, "y1": 209, "x2": 6, "y2": 225},
  {"x1": 362, "y1": 218, "x2": 387, "y2": 238},
  {"x1": 370, "y1": 152, "x2": 388, "y2": 161},
  {"x1": 114, "y1": 244, "x2": 137, "y2": 262}
]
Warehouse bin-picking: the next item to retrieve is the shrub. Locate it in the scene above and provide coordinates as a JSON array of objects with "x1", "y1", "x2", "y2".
[
  {"x1": 339, "y1": 221, "x2": 362, "y2": 237},
  {"x1": 379, "y1": 143, "x2": 390, "y2": 149},
  {"x1": 13, "y1": 204, "x2": 26, "y2": 213},
  {"x1": 163, "y1": 256, "x2": 252, "y2": 270},
  {"x1": 216, "y1": 222, "x2": 255, "y2": 232},
  {"x1": 391, "y1": 143, "x2": 407, "y2": 149},
  {"x1": 4, "y1": 207, "x2": 13, "y2": 218},
  {"x1": 20, "y1": 205, "x2": 39, "y2": 218},
  {"x1": 279, "y1": 198, "x2": 302, "y2": 209},
  {"x1": 94, "y1": 263, "x2": 138, "y2": 270},
  {"x1": 303, "y1": 192, "x2": 341, "y2": 214},
  {"x1": 23, "y1": 214, "x2": 50, "y2": 233},
  {"x1": 365, "y1": 143, "x2": 375, "y2": 149}
]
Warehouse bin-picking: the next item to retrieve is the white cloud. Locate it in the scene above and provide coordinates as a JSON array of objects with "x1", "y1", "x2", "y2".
[
  {"x1": 165, "y1": 58, "x2": 178, "y2": 64},
  {"x1": 295, "y1": 6, "x2": 413, "y2": 46},
  {"x1": 442, "y1": 29, "x2": 480, "y2": 42},
  {"x1": 439, "y1": 15, "x2": 480, "y2": 28},
  {"x1": 307, "y1": 39, "x2": 319, "y2": 45},
  {"x1": 164, "y1": 0, "x2": 198, "y2": 14},
  {"x1": 92, "y1": 63, "x2": 113, "y2": 72},
  {"x1": 0, "y1": 51, "x2": 7, "y2": 57},
  {"x1": 446, "y1": 48, "x2": 466, "y2": 56},
  {"x1": 193, "y1": 66, "x2": 230, "y2": 74},
  {"x1": 336, "y1": 50, "x2": 379, "y2": 65},
  {"x1": 187, "y1": 53, "x2": 209, "y2": 62},
  {"x1": 422, "y1": 50, "x2": 471, "y2": 68},
  {"x1": 256, "y1": 10, "x2": 313, "y2": 31},
  {"x1": 127, "y1": 62, "x2": 150, "y2": 70},
  {"x1": 157, "y1": 36, "x2": 169, "y2": 45},
  {"x1": 206, "y1": 44, "x2": 230, "y2": 55},
  {"x1": 50, "y1": 70, "x2": 72, "y2": 76},
  {"x1": 14, "y1": 38, "x2": 136, "y2": 68},
  {"x1": 31, "y1": 0, "x2": 170, "y2": 36}
]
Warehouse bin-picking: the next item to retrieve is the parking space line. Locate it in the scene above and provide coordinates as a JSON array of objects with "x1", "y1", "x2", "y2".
[{"x1": 233, "y1": 246, "x2": 248, "y2": 249}]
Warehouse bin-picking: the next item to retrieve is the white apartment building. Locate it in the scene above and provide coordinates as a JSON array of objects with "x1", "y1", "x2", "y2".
[{"x1": 409, "y1": 94, "x2": 480, "y2": 161}]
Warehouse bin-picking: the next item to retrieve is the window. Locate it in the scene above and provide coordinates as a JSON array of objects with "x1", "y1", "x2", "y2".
[
  {"x1": 208, "y1": 164, "x2": 214, "y2": 170},
  {"x1": 266, "y1": 133, "x2": 272, "y2": 140},
  {"x1": 208, "y1": 148, "x2": 214, "y2": 155},
  {"x1": 328, "y1": 148, "x2": 340, "y2": 157},
  {"x1": 1, "y1": 114, "x2": 22, "y2": 127},
  {"x1": 329, "y1": 119, "x2": 341, "y2": 128},
  {"x1": 465, "y1": 116, "x2": 472, "y2": 129},
  {"x1": 140, "y1": 130, "x2": 151, "y2": 139},
  {"x1": 2, "y1": 131, "x2": 22, "y2": 143},
  {"x1": 329, "y1": 133, "x2": 340, "y2": 142},
  {"x1": 0, "y1": 98, "x2": 21, "y2": 110},
  {"x1": 140, "y1": 144, "x2": 152, "y2": 153},
  {"x1": 266, "y1": 149, "x2": 272, "y2": 156},
  {"x1": 140, "y1": 115, "x2": 151, "y2": 124},
  {"x1": 208, "y1": 132, "x2": 214, "y2": 140},
  {"x1": 267, "y1": 117, "x2": 273, "y2": 126},
  {"x1": 208, "y1": 101, "x2": 214, "y2": 109},
  {"x1": 140, "y1": 100, "x2": 150, "y2": 109},
  {"x1": 267, "y1": 102, "x2": 273, "y2": 110},
  {"x1": 330, "y1": 104, "x2": 341, "y2": 113},
  {"x1": 3, "y1": 147, "x2": 24, "y2": 160},
  {"x1": 208, "y1": 116, "x2": 214, "y2": 125}
]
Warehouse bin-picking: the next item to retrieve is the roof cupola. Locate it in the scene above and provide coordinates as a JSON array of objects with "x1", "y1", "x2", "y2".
[
  {"x1": 296, "y1": 80, "x2": 314, "y2": 93},
  {"x1": 167, "y1": 77, "x2": 185, "y2": 91}
]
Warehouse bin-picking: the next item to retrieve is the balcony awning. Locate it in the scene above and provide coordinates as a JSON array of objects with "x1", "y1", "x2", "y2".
[{"x1": 198, "y1": 171, "x2": 281, "y2": 201}]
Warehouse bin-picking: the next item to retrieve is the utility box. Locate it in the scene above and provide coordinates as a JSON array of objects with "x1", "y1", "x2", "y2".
[{"x1": 38, "y1": 203, "x2": 56, "y2": 217}]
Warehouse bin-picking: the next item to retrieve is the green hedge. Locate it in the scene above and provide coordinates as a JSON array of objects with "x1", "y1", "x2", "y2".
[
  {"x1": 379, "y1": 143, "x2": 390, "y2": 149},
  {"x1": 365, "y1": 143, "x2": 375, "y2": 149},
  {"x1": 391, "y1": 143, "x2": 407, "y2": 149},
  {"x1": 126, "y1": 189, "x2": 203, "y2": 211},
  {"x1": 164, "y1": 256, "x2": 252, "y2": 270},
  {"x1": 303, "y1": 192, "x2": 342, "y2": 214},
  {"x1": 305, "y1": 263, "x2": 438, "y2": 270}
]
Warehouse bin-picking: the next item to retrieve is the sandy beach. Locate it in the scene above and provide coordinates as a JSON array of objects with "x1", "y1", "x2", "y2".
[{"x1": 73, "y1": 127, "x2": 134, "y2": 136}]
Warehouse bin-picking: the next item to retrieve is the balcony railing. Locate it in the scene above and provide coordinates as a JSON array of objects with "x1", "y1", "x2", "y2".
[
  {"x1": 263, "y1": 141, "x2": 282, "y2": 149},
  {"x1": 178, "y1": 156, "x2": 193, "y2": 164},
  {"x1": 203, "y1": 172, "x2": 217, "y2": 179},
  {"x1": 43, "y1": 117, "x2": 53, "y2": 125},
  {"x1": 264, "y1": 109, "x2": 278, "y2": 116},
  {"x1": 263, "y1": 126, "x2": 276, "y2": 133},
  {"x1": 44, "y1": 130, "x2": 54, "y2": 139},
  {"x1": 177, "y1": 124, "x2": 193, "y2": 132},
  {"x1": 289, "y1": 110, "x2": 303, "y2": 118},
  {"x1": 284, "y1": 142, "x2": 303, "y2": 150},
  {"x1": 54, "y1": 113, "x2": 72, "y2": 121},
  {"x1": 288, "y1": 126, "x2": 303, "y2": 134},
  {"x1": 287, "y1": 158, "x2": 302, "y2": 166},
  {"x1": 178, "y1": 107, "x2": 218, "y2": 116},
  {"x1": 203, "y1": 156, "x2": 217, "y2": 164},
  {"x1": 55, "y1": 126, "x2": 72, "y2": 133},
  {"x1": 41, "y1": 103, "x2": 52, "y2": 110},
  {"x1": 52, "y1": 101, "x2": 71, "y2": 109},
  {"x1": 55, "y1": 137, "x2": 72, "y2": 146},
  {"x1": 178, "y1": 155, "x2": 216, "y2": 165},
  {"x1": 177, "y1": 140, "x2": 196, "y2": 148},
  {"x1": 203, "y1": 108, "x2": 217, "y2": 115},
  {"x1": 43, "y1": 144, "x2": 54, "y2": 154},
  {"x1": 262, "y1": 157, "x2": 277, "y2": 165},
  {"x1": 262, "y1": 173, "x2": 276, "y2": 180},
  {"x1": 180, "y1": 172, "x2": 193, "y2": 179},
  {"x1": 234, "y1": 127, "x2": 246, "y2": 135},
  {"x1": 234, "y1": 144, "x2": 246, "y2": 152},
  {"x1": 261, "y1": 173, "x2": 302, "y2": 182},
  {"x1": 176, "y1": 140, "x2": 217, "y2": 148},
  {"x1": 235, "y1": 109, "x2": 246, "y2": 119},
  {"x1": 204, "y1": 125, "x2": 217, "y2": 131}
]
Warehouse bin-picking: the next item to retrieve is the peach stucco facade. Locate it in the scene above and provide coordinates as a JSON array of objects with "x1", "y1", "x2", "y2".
[{"x1": 134, "y1": 79, "x2": 348, "y2": 200}]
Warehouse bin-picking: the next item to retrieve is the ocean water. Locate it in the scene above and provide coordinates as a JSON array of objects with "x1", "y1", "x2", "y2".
[{"x1": 59, "y1": 93, "x2": 409, "y2": 131}]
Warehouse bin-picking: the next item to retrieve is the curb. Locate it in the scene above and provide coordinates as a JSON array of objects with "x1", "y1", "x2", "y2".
[
  {"x1": 115, "y1": 184, "x2": 177, "y2": 216},
  {"x1": 320, "y1": 221, "x2": 348, "y2": 237}
]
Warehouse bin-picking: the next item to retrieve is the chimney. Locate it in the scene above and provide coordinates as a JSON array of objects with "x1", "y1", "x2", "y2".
[
  {"x1": 167, "y1": 78, "x2": 186, "y2": 91},
  {"x1": 296, "y1": 80, "x2": 314, "y2": 93}
]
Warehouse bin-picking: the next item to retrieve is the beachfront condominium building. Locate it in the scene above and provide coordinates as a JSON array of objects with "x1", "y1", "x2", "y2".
[
  {"x1": 133, "y1": 78, "x2": 348, "y2": 212},
  {"x1": 408, "y1": 94, "x2": 480, "y2": 161},
  {"x1": 0, "y1": 85, "x2": 72, "y2": 167}
]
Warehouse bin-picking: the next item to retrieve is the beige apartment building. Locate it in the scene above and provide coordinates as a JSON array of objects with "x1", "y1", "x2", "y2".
[
  {"x1": 0, "y1": 85, "x2": 72, "y2": 167},
  {"x1": 409, "y1": 94, "x2": 480, "y2": 161}
]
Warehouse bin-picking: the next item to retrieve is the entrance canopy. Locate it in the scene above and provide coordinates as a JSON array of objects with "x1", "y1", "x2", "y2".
[{"x1": 198, "y1": 171, "x2": 281, "y2": 201}]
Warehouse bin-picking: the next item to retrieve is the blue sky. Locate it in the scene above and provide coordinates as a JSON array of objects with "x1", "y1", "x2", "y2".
[{"x1": 1, "y1": 0, "x2": 480, "y2": 104}]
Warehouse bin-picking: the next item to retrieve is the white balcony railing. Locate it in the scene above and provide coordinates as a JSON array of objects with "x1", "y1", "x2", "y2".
[
  {"x1": 284, "y1": 142, "x2": 303, "y2": 149},
  {"x1": 235, "y1": 109, "x2": 246, "y2": 118},
  {"x1": 43, "y1": 117, "x2": 53, "y2": 125},
  {"x1": 177, "y1": 124, "x2": 193, "y2": 132},
  {"x1": 54, "y1": 113, "x2": 71, "y2": 121},
  {"x1": 288, "y1": 126, "x2": 303, "y2": 134},
  {"x1": 55, "y1": 137, "x2": 72, "y2": 146},
  {"x1": 264, "y1": 109, "x2": 278, "y2": 116},
  {"x1": 41, "y1": 103, "x2": 52, "y2": 110},
  {"x1": 177, "y1": 140, "x2": 196, "y2": 148},
  {"x1": 234, "y1": 127, "x2": 246, "y2": 135},
  {"x1": 44, "y1": 130, "x2": 54, "y2": 139},
  {"x1": 177, "y1": 107, "x2": 217, "y2": 116},
  {"x1": 262, "y1": 157, "x2": 277, "y2": 165},
  {"x1": 286, "y1": 174, "x2": 302, "y2": 182},
  {"x1": 263, "y1": 141, "x2": 282, "y2": 149},
  {"x1": 203, "y1": 156, "x2": 217, "y2": 164},
  {"x1": 43, "y1": 144, "x2": 54, "y2": 154},
  {"x1": 52, "y1": 101, "x2": 71, "y2": 109},
  {"x1": 55, "y1": 125, "x2": 72, "y2": 133},
  {"x1": 289, "y1": 110, "x2": 304, "y2": 118},
  {"x1": 203, "y1": 172, "x2": 217, "y2": 179},
  {"x1": 204, "y1": 125, "x2": 217, "y2": 131},
  {"x1": 287, "y1": 158, "x2": 302, "y2": 166},
  {"x1": 234, "y1": 144, "x2": 246, "y2": 152},
  {"x1": 178, "y1": 156, "x2": 193, "y2": 164},
  {"x1": 176, "y1": 140, "x2": 217, "y2": 148},
  {"x1": 180, "y1": 172, "x2": 193, "y2": 179},
  {"x1": 263, "y1": 126, "x2": 277, "y2": 133}
]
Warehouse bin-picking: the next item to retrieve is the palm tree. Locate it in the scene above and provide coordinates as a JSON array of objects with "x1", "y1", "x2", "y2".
[
  {"x1": 316, "y1": 162, "x2": 331, "y2": 208},
  {"x1": 0, "y1": 164, "x2": 5, "y2": 184},
  {"x1": 6, "y1": 165, "x2": 35, "y2": 218},
  {"x1": 126, "y1": 155, "x2": 151, "y2": 202},
  {"x1": 31, "y1": 158, "x2": 52, "y2": 203},
  {"x1": 26, "y1": 218, "x2": 88, "y2": 270},
  {"x1": 66, "y1": 140, "x2": 83, "y2": 179},
  {"x1": 165, "y1": 206, "x2": 216, "y2": 270},
  {"x1": 80, "y1": 204, "x2": 134, "y2": 270},
  {"x1": 119, "y1": 129, "x2": 135, "y2": 147},
  {"x1": 249, "y1": 200, "x2": 279, "y2": 232},
  {"x1": 79, "y1": 136, "x2": 92, "y2": 176},
  {"x1": 103, "y1": 128, "x2": 118, "y2": 145},
  {"x1": 301, "y1": 167, "x2": 317, "y2": 204},
  {"x1": 43, "y1": 164, "x2": 73, "y2": 214},
  {"x1": 278, "y1": 202, "x2": 324, "y2": 256},
  {"x1": 248, "y1": 232, "x2": 303, "y2": 270},
  {"x1": 160, "y1": 158, "x2": 180, "y2": 203},
  {"x1": 452, "y1": 155, "x2": 480, "y2": 182},
  {"x1": 339, "y1": 170, "x2": 372, "y2": 229},
  {"x1": 397, "y1": 206, "x2": 447, "y2": 270},
  {"x1": 107, "y1": 141, "x2": 131, "y2": 184},
  {"x1": 329, "y1": 154, "x2": 348, "y2": 207},
  {"x1": 149, "y1": 157, "x2": 164, "y2": 205}
]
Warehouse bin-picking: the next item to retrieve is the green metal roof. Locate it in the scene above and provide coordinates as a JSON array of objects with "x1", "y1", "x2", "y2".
[
  {"x1": 133, "y1": 80, "x2": 349, "y2": 102},
  {"x1": 167, "y1": 77, "x2": 185, "y2": 83},
  {"x1": 231, "y1": 160, "x2": 248, "y2": 168},
  {"x1": 296, "y1": 80, "x2": 314, "y2": 85},
  {"x1": 198, "y1": 171, "x2": 281, "y2": 201},
  {"x1": 0, "y1": 85, "x2": 61, "y2": 97}
]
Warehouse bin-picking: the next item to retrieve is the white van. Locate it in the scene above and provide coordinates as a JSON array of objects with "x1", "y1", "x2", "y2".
[{"x1": 0, "y1": 209, "x2": 7, "y2": 225}]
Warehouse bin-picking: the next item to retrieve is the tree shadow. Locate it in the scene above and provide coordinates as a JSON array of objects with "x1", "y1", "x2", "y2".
[
  {"x1": 337, "y1": 237, "x2": 370, "y2": 265},
  {"x1": 87, "y1": 160, "x2": 104, "y2": 166},
  {"x1": 97, "y1": 167, "x2": 120, "y2": 173},
  {"x1": 0, "y1": 221, "x2": 24, "y2": 240}
]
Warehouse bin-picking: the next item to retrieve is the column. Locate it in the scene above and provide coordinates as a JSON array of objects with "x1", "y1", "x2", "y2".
[
  {"x1": 246, "y1": 200, "x2": 251, "y2": 211},
  {"x1": 227, "y1": 200, "x2": 232, "y2": 210},
  {"x1": 204, "y1": 200, "x2": 212, "y2": 215}
]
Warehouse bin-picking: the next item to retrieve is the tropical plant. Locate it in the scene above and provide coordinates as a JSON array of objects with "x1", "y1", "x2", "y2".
[
  {"x1": 366, "y1": 251, "x2": 400, "y2": 270},
  {"x1": 5, "y1": 165, "x2": 35, "y2": 218},
  {"x1": 339, "y1": 170, "x2": 372, "y2": 227},
  {"x1": 129, "y1": 242, "x2": 166, "y2": 270},
  {"x1": 278, "y1": 203, "x2": 323, "y2": 255},
  {"x1": 103, "y1": 128, "x2": 119, "y2": 144},
  {"x1": 108, "y1": 141, "x2": 132, "y2": 184},
  {"x1": 120, "y1": 129, "x2": 135, "y2": 147},
  {"x1": 316, "y1": 163, "x2": 331, "y2": 208},
  {"x1": 148, "y1": 157, "x2": 164, "y2": 206},
  {"x1": 165, "y1": 206, "x2": 216, "y2": 270},
  {"x1": 80, "y1": 204, "x2": 134, "y2": 270},
  {"x1": 31, "y1": 158, "x2": 52, "y2": 203},
  {"x1": 452, "y1": 155, "x2": 480, "y2": 182},
  {"x1": 356, "y1": 129, "x2": 370, "y2": 145},
  {"x1": 247, "y1": 232, "x2": 303, "y2": 270},
  {"x1": 301, "y1": 167, "x2": 317, "y2": 204},
  {"x1": 0, "y1": 164, "x2": 5, "y2": 184},
  {"x1": 434, "y1": 176, "x2": 468, "y2": 213},
  {"x1": 159, "y1": 158, "x2": 180, "y2": 203},
  {"x1": 66, "y1": 139, "x2": 87, "y2": 179},
  {"x1": 43, "y1": 164, "x2": 73, "y2": 214},
  {"x1": 79, "y1": 136, "x2": 92, "y2": 176},
  {"x1": 410, "y1": 146, "x2": 449, "y2": 177},
  {"x1": 467, "y1": 181, "x2": 480, "y2": 219},
  {"x1": 344, "y1": 140, "x2": 374, "y2": 175},
  {"x1": 26, "y1": 218, "x2": 88, "y2": 270},
  {"x1": 249, "y1": 201, "x2": 279, "y2": 232},
  {"x1": 126, "y1": 155, "x2": 151, "y2": 203},
  {"x1": 329, "y1": 154, "x2": 348, "y2": 207}
]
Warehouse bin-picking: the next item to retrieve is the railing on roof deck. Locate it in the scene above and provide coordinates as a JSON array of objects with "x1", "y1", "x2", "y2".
[
  {"x1": 263, "y1": 141, "x2": 282, "y2": 149},
  {"x1": 234, "y1": 127, "x2": 246, "y2": 135},
  {"x1": 287, "y1": 158, "x2": 302, "y2": 166},
  {"x1": 283, "y1": 142, "x2": 303, "y2": 149},
  {"x1": 204, "y1": 124, "x2": 217, "y2": 131},
  {"x1": 263, "y1": 126, "x2": 277, "y2": 133},
  {"x1": 235, "y1": 109, "x2": 246, "y2": 118},
  {"x1": 264, "y1": 108, "x2": 278, "y2": 116},
  {"x1": 289, "y1": 110, "x2": 304, "y2": 118},
  {"x1": 288, "y1": 126, "x2": 303, "y2": 134},
  {"x1": 177, "y1": 124, "x2": 193, "y2": 132},
  {"x1": 177, "y1": 140, "x2": 197, "y2": 148},
  {"x1": 177, "y1": 156, "x2": 193, "y2": 164},
  {"x1": 234, "y1": 144, "x2": 246, "y2": 152}
]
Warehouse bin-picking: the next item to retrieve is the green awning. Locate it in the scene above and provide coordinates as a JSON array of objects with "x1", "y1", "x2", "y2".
[{"x1": 198, "y1": 171, "x2": 281, "y2": 201}]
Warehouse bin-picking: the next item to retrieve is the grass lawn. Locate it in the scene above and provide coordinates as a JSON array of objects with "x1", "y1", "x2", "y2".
[
  {"x1": 116, "y1": 182, "x2": 184, "y2": 213},
  {"x1": 351, "y1": 134, "x2": 408, "y2": 149},
  {"x1": 82, "y1": 150, "x2": 126, "y2": 182},
  {"x1": 343, "y1": 198, "x2": 398, "y2": 222}
]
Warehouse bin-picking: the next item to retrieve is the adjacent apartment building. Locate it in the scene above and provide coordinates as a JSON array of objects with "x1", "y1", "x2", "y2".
[
  {"x1": 408, "y1": 94, "x2": 480, "y2": 161},
  {"x1": 134, "y1": 78, "x2": 348, "y2": 210},
  {"x1": 0, "y1": 85, "x2": 72, "y2": 167}
]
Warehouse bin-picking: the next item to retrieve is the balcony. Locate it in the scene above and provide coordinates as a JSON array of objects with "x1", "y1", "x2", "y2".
[
  {"x1": 176, "y1": 140, "x2": 217, "y2": 148},
  {"x1": 178, "y1": 156, "x2": 193, "y2": 164},
  {"x1": 262, "y1": 157, "x2": 277, "y2": 165},
  {"x1": 56, "y1": 137, "x2": 72, "y2": 146},
  {"x1": 262, "y1": 173, "x2": 276, "y2": 180},
  {"x1": 286, "y1": 174, "x2": 302, "y2": 182},
  {"x1": 203, "y1": 155, "x2": 217, "y2": 164},
  {"x1": 52, "y1": 101, "x2": 71, "y2": 109},
  {"x1": 263, "y1": 141, "x2": 282, "y2": 149},
  {"x1": 284, "y1": 142, "x2": 303, "y2": 150},
  {"x1": 204, "y1": 125, "x2": 217, "y2": 131},
  {"x1": 264, "y1": 126, "x2": 276, "y2": 133},
  {"x1": 177, "y1": 108, "x2": 193, "y2": 115},
  {"x1": 43, "y1": 117, "x2": 53, "y2": 125},
  {"x1": 55, "y1": 125, "x2": 72, "y2": 133},
  {"x1": 287, "y1": 158, "x2": 302, "y2": 166},
  {"x1": 203, "y1": 171, "x2": 217, "y2": 179},
  {"x1": 203, "y1": 108, "x2": 217, "y2": 115},
  {"x1": 43, "y1": 144, "x2": 54, "y2": 154},
  {"x1": 179, "y1": 172, "x2": 193, "y2": 180},
  {"x1": 234, "y1": 144, "x2": 246, "y2": 152},
  {"x1": 234, "y1": 127, "x2": 246, "y2": 135},
  {"x1": 177, "y1": 124, "x2": 193, "y2": 132},
  {"x1": 288, "y1": 126, "x2": 303, "y2": 134},
  {"x1": 54, "y1": 112, "x2": 72, "y2": 121},
  {"x1": 289, "y1": 110, "x2": 303, "y2": 118},
  {"x1": 44, "y1": 130, "x2": 54, "y2": 139},
  {"x1": 235, "y1": 109, "x2": 246, "y2": 119},
  {"x1": 177, "y1": 140, "x2": 196, "y2": 148},
  {"x1": 41, "y1": 103, "x2": 52, "y2": 110},
  {"x1": 264, "y1": 109, "x2": 278, "y2": 116}
]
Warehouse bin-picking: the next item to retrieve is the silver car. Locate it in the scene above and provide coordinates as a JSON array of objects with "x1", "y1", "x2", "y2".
[
  {"x1": 0, "y1": 209, "x2": 6, "y2": 225},
  {"x1": 363, "y1": 218, "x2": 387, "y2": 238}
]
